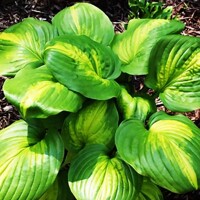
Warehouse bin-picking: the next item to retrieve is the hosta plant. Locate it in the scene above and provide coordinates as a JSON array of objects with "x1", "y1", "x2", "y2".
[
  {"x1": 128, "y1": 0, "x2": 173, "y2": 19},
  {"x1": 0, "y1": 2, "x2": 200, "y2": 200}
]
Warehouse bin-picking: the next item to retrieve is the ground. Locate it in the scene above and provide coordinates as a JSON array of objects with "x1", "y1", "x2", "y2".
[{"x1": 0, "y1": 0, "x2": 200, "y2": 199}]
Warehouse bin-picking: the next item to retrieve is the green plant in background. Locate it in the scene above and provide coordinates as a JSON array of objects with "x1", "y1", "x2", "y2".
[
  {"x1": 128, "y1": 0, "x2": 173, "y2": 19},
  {"x1": 0, "y1": 2, "x2": 200, "y2": 200}
]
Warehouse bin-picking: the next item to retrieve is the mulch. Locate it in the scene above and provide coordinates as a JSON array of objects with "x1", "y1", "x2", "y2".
[
  {"x1": 164, "y1": 0, "x2": 200, "y2": 36},
  {"x1": 0, "y1": 0, "x2": 200, "y2": 199}
]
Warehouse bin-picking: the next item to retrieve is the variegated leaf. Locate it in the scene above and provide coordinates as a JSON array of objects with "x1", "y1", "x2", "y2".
[
  {"x1": 61, "y1": 100, "x2": 119, "y2": 153},
  {"x1": 111, "y1": 19, "x2": 184, "y2": 75},
  {"x1": 44, "y1": 35, "x2": 121, "y2": 100},
  {"x1": 52, "y1": 3, "x2": 114, "y2": 45},
  {"x1": 3, "y1": 65, "x2": 84, "y2": 118},
  {"x1": 0, "y1": 18, "x2": 57, "y2": 76},
  {"x1": 68, "y1": 144, "x2": 142, "y2": 200},
  {"x1": 0, "y1": 120, "x2": 64, "y2": 200},
  {"x1": 145, "y1": 35, "x2": 200, "y2": 111},
  {"x1": 116, "y1": 111, "x2": 200, "y2": 193}
]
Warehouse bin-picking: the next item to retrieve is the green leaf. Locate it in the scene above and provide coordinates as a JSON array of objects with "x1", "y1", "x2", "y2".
[
  {"x1": 0, "y1": 18, "x2": 57, "y2": 76},
  {"x1": 115, "y1": 111, "x2": 200, "y2": 193},
  {"x1": 39, "y1": 169, "x2": 74, "y2": 200},
  {"x1": 61, "y1": 100, "x2": 119, "y2": 153},
  {"x1": 39, "y1": 178, "x2": 59, "y2": 200},
  {"x1": 117, "y1": 86, "x2": 156, "y2": 121},
  {"x1": 137, "y1": 178, "x2": 163, "y2": 200},
  {"x1": 68, "y1": 144, "x2": 142, "y2": 200},
  {"x1": 52, "y1": 3, "x2": 114, "y2": 45},
  {"x1": 111, "y1": 19, "x2": 185, "y2": 75},
  {"x1": 44, "y1": 35, "x2": 121, "y2": 100},
  {"x1": 3, "y1": 65, "x2": 84, "y2": 118},
  {"x1": 117, "y1": 86, "x2": 137, "y2": 119},
  {"x1": 0, "y1": 119, "x2": 64, "y2": 200},
  {"x1": 26, "y1": 112, "x2": 68, "y2": 130},
  {"x1": 133, "y1": 96, "x2": 157, "y2": 122},
  {"x1": 145, "y1": 35, "x2": 200, "y2": 112}
]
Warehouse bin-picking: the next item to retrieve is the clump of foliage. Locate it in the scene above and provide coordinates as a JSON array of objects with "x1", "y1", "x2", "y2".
[
  {"x1": 128, "y1": 0, "x2": 173, "y2": 19},
  {"x1": 0, "y1": 2, "x2": 200, "y2": 200}
]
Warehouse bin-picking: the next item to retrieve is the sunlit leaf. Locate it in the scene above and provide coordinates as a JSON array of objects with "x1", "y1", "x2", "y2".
[
  {"x1": 3, "y1": 65, "x2": 84, "y2": 118},
  {"x1": 0, "y1": 18, "x2": 57, "y2": 76},
  {"x1": 0, "y1": 120, "x2": 64, "y2": 200},
  {"x1": 115, "y1": 111, "x2": 200, "y2": 193},
  {"x1": 44, "y1": 35, "x2": 121, "y2": 100},
  {"x1": 117, "y1": 86, "x2": 156, "y2": 121},
  {"x1": 111, "y1": 19, "x2": 184, "y2": 75},
  {"x1": 52, "y1": 3, "x2": 114, "y2": 45},
  {"x1": 61, "y1": 100, "x2": 119, "y2": 153},
  {"x1": 145, "y1": 35, "x2": 200, "y2": 111},
  {"x1": 137, "y1": 178, "x2": 163, "y2": 200},
  {"x1": 68, "y1": 144, "x2": 142, "y2": 200},
  {"x1": 39, "y1": 169, "x2": 74, "y2": 200}
]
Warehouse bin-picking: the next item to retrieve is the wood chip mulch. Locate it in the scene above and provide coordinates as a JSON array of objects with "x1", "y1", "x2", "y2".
[
  {"x1": 165, "y1": 0, "x2": 200, "y2": 36},
  {"x1": 0, "y1": 77, "x2": 20, "y2": 129}
]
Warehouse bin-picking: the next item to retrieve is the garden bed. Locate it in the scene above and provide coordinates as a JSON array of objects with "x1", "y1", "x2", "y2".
[{"x1": 0, "y1": 0, "x2": 200, "y2": 199}]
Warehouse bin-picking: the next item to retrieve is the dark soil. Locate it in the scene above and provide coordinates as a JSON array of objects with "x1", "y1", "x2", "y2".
[{"x1": 0, "y1": 0, "x2": 200, "y2": 199}]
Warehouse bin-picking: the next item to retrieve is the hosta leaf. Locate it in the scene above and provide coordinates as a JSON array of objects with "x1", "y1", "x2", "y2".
[
  {"x1": 111, "y1": 19, "x2": 184, "y2": 75},
  {"x1": 137, "y1": 178, "x2": 163, "y2": 200},
  {"x1": 68, "y1": 144, "x2": 142, "y2": 200},
  {"x1": 39, "y1": 169, "x2": 74, "y2": 200},
  {"x1": 145, "y1": 35, "x2": 200, "y2": 112},
  {"x1": 39, "y1": 179, "x2": 59, "y2": 200},
  {"x1": 0, "y1": 18, "x2": 57, "y2": 76},
  {"x1": 117, "y1": 86, "x2": 156, "y2": 121},
  {"x1": 26, "y1": 112, "x2": 68, "y2": 130},
  {"x1": 61, "y1": 100, "x2": 119, "y2": 153},
  {"x1": 52, "y1": 3, "x2": 114, "y2": 45},
  {"x1": 133, "y1": 96, "x2": 156, "y2": 122},
  {"x1": 115, "y1": 111, "x2": 200, "y2": 193},
  {"x1": 44, "y1": 35, "x2": 121, "y2": 100},
  {"x1": 0, "y1": 120, "x2": 64, "y2": 200},
  {"x1": 117, "y1": 87, "x2": 137, "y2": 118},
  {"x1": 3, "y1": 65, "x2": 84, "y2": 118}
]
